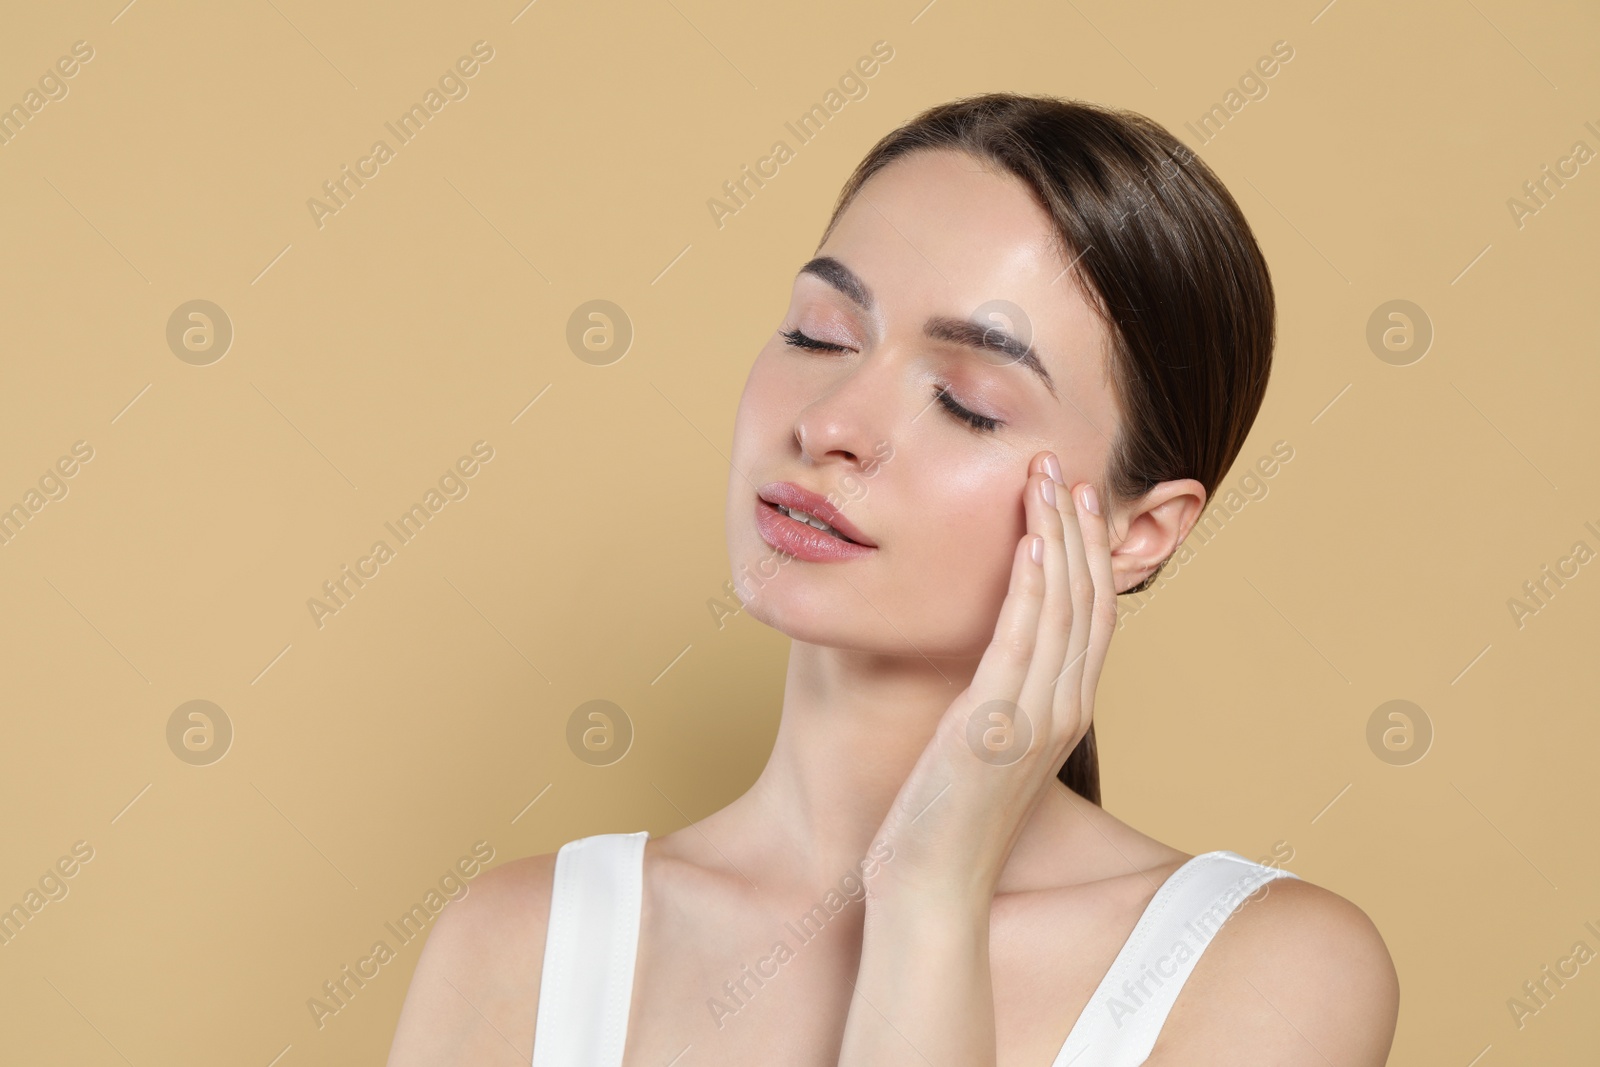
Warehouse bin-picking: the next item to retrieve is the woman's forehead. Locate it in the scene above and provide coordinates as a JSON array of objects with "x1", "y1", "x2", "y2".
[
  {"x1": 811, "y1": 151, "x2": 1112, "y2": 389},
  {"x1": 823, "y1": 152, "x2": 1091, "y2": 306},
  {"x1": 827, "y1": 149, "x2": 1062, "y2": 277}
]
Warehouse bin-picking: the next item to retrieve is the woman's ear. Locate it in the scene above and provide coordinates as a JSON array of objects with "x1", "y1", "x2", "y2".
[{"x1": 1107, "y1": 479, "x2": 1207, "y2": 593}]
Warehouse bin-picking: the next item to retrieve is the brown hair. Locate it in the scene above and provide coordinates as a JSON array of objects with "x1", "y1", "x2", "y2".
[{"x1": 817, "y1": 93, "x2": 1277, "y2": 806}]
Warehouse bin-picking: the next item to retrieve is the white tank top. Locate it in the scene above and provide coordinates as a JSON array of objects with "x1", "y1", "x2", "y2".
[{"x1": 529, "y1": 831, "x2": 1299, "y2": 1066}]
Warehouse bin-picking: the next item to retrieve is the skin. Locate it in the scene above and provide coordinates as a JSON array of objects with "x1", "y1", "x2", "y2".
[{"x1": 387, "y1": 147, "x2": 1400, "y2": 1066}]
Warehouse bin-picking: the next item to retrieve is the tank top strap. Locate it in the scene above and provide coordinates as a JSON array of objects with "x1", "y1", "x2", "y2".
[
  {"x1": 1051, "y1": 850, "x2": 1300, "y2": 1067},
  {"x1": 530, "y1": 830, "x2": 649, "y2": 1067}
]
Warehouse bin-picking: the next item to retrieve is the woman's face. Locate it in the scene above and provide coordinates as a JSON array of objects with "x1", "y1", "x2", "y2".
[{"x1": 725, "y1": 147, "x2": 1122, "y2": 659}]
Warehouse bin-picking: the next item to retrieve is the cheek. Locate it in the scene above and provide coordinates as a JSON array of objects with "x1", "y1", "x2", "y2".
[
  {"x1": 911, "y1": 453, "x2": 1025, "y2": 553},
  {"x1": 896, "y1": 460, "x2": 1026, "y2": 635},
  {"x1": 729, "y1": 352, "x2": 794, "y2": 458},
  {"x1": 728, "y1": 367, "x2": 792, "y2": 550},
  {"x1": 726, "y1": 353, "x2": 792, "y2": 552}
]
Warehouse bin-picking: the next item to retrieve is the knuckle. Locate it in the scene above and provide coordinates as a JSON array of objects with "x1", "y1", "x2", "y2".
[{"x1": 989, "y1": 630, "x2": 1033, "y2": 664}]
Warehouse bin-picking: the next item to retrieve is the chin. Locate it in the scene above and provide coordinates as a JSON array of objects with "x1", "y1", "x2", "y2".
[
  {"x1": 735, "y1": 565, "x2": 990, "y2": 661},
  {"x1": 723, "y1": 516, "x2": 1004, "y2": 656}
]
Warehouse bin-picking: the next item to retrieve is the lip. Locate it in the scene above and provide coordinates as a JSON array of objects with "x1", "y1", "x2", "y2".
[{"x1": 754, "y1": 481, "x2": 878, "y2": 562}]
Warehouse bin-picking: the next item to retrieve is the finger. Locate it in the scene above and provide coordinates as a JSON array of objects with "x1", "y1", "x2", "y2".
[
  {"x1": 1071, "y1": 481, "x2": 1118, "y2": 714},
  {"x1": 1016, "y1": 457, "x2": 1073, "y2": 743},
  {"x1": 964, "y1": 476, "x2": 1052, "y2": 730},
  {"x1": 1053, "y1": 477, "x2": 1094, "y2": 705}
]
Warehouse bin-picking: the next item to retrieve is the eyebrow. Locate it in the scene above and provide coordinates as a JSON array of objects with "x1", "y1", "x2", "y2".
[{"x1": 797, "y1": 256, "x2": 1058, "y2": 400}]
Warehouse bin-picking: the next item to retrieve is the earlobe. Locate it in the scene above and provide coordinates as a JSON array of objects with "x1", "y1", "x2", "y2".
[{"x1": 1109, "y1": 537, "x2": 1166, "y2": 595}]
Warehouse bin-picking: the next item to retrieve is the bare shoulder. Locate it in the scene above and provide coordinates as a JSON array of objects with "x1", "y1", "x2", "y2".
[
  {"x1": 384, "y1": 851, "x2": 557, "y2": 1067},
  {"x1": 1147, "y1": 871, "x2": 1400, "y2": 1066}
]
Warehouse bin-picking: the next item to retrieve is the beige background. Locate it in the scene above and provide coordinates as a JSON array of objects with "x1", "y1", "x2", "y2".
[{"x1": 1, "y1": 0, "x2": 1596, "y2": 1062}]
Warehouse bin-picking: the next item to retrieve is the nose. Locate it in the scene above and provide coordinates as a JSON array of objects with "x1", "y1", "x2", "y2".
[{"x1": 792, "y1": 359, "x2": 889, "y2": 469}]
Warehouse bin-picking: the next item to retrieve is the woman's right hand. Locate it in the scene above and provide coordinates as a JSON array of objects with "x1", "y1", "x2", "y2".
[
  {"x1": 868, "y1": 448, "x2": 1116, "y2": 909},
  {"x1": 838, "y1": 449, "x2": 1119, "y2": 1066}
]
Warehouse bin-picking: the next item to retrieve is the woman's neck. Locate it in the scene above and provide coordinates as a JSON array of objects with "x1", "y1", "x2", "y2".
[
  {"x1": 693, "y1": 639, "x2": 1073, "y2": 900},
  {"x1": 766, "y1": 639, "x2": 963, "y2": 859},
  {"x1": 664, "y1": 631, "x2": 1180, "y2": 915}
]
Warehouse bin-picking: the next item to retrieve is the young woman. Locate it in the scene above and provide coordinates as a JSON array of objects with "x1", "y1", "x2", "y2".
[{"x1": 387, "y1": 93, "x2": 1400, "y2": 1066}]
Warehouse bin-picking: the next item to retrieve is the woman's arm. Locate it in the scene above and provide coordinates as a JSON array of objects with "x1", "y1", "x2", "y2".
[
  {"x1": 834, "y1": 450, "x2": 1400, "y2": 1065},
  {"x1": 1141, "y1": 878, "x2": 1400, "y2": 1066},
  {"x1": 843, "y1": 888, "x2": 999, "y2": 1064},
  {"x1": 838, "y1": 453, "x2": 1115, "y2": 1066},
  {"x1": 385, "y1": 854, "x2": 555, "y2": 1067}
]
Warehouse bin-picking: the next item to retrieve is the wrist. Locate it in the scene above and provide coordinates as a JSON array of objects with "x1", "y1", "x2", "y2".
[
  {"x1": 865, "y1": 848, "x2": 1000, "y2": 911},
  {"x1": 864, "y1": 876, "x2": 993, "y2": 932}
]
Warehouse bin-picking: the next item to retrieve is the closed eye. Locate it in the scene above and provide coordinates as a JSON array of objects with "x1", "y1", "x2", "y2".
[
  {"x1": 779, "y1": 326, "x2": 1003, "y2": 434},
  {"x1": 933, "y1": 387, "x2": 1000, "y2": 433},
  {"x1": 780, "y1": 327, "x2": 846, "y2": 352}
]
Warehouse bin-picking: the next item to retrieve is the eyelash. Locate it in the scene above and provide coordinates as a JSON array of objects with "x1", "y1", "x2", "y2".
[{"x1": 779, "y1": 327, "x2": 1002, "y2": 434}]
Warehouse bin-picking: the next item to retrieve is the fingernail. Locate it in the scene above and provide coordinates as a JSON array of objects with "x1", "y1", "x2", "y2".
[
  {"x1": 1030, "y1": 535, "x2": 1043, "y2": 564},
  {"x1": 1081, "y1": 484, "x2": 1100, "y2": 516},
  {"x1": 1043, "y1": 454, "x2": 1063, "y2": 484},
  {"x1": 1041, "y1": 477, "x2": 1056, "y2": 506}
]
